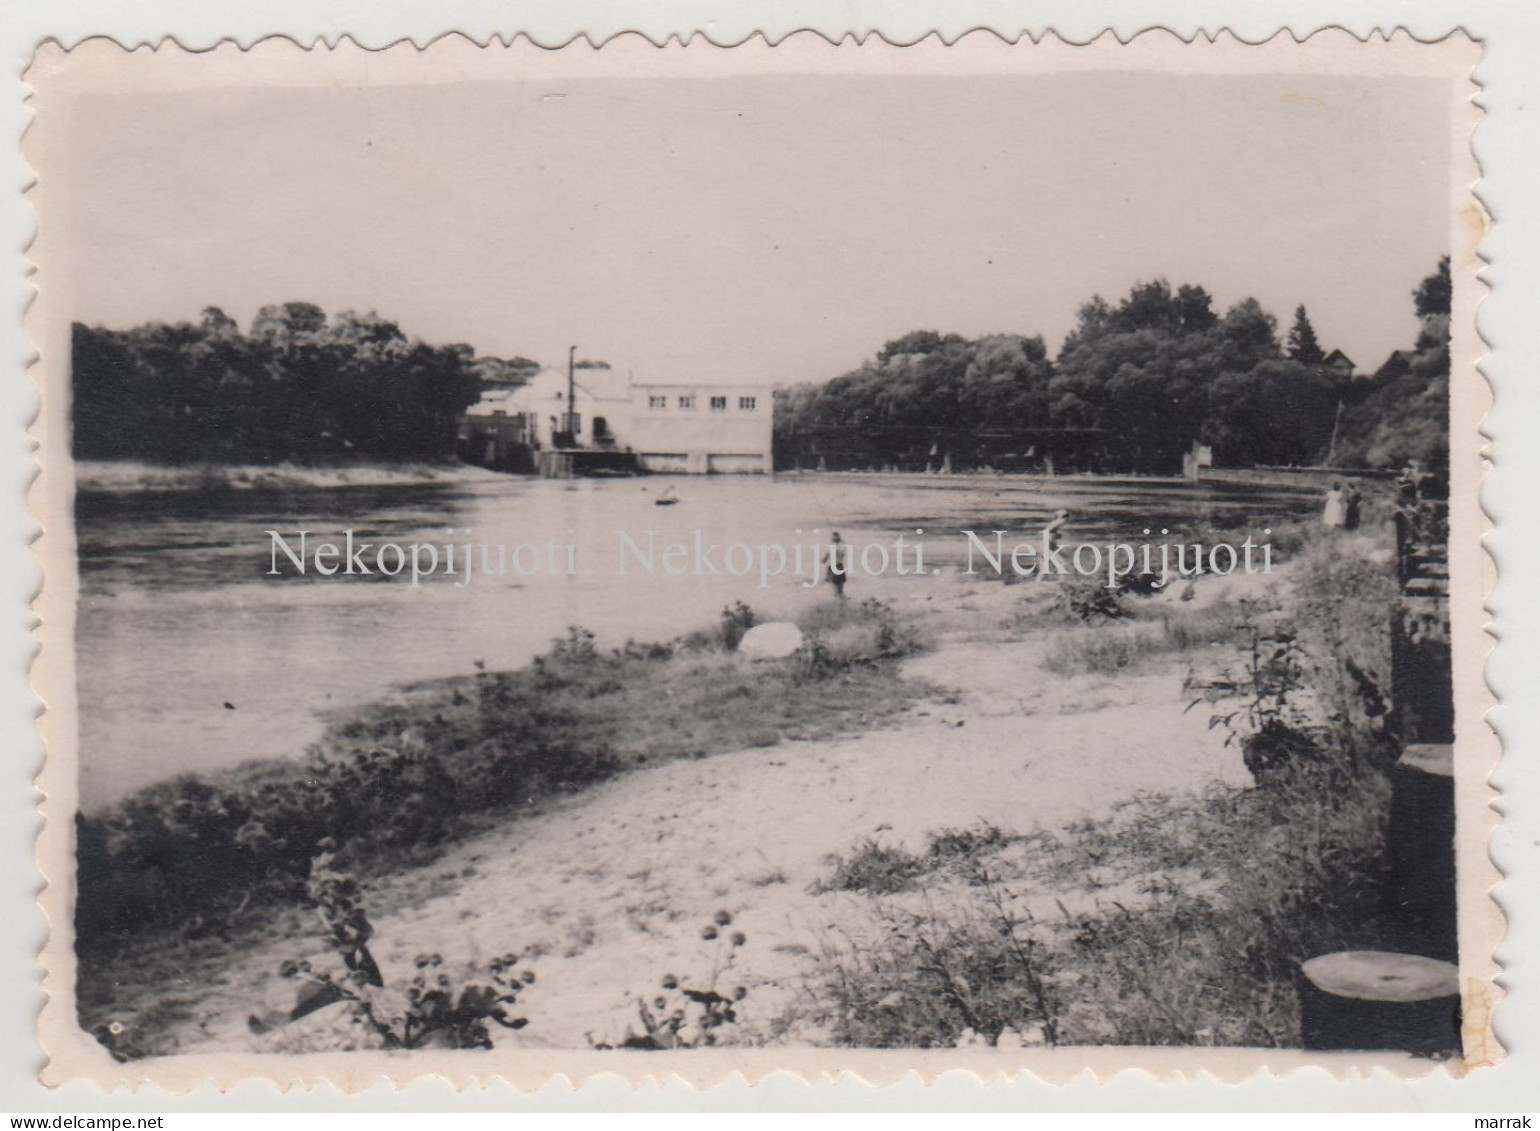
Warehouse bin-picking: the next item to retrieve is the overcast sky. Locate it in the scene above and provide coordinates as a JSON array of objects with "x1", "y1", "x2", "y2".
[{"x1": 55, "y1": 70, "x2": 1452, "y2": 384}]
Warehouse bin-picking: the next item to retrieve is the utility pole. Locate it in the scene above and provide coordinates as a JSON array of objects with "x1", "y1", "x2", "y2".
[{"x1": 567, "y1": 345, "x2": 577, "y2": 439}]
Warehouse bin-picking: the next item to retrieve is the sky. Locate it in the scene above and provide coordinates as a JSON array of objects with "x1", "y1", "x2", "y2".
[{"x1": 54, "y1": 70, "x2": 1453, "y2": 385}]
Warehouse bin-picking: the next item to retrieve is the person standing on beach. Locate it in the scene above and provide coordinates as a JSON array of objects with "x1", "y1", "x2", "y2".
[
  {"x1": 826, "y1": 532, "x2": 849, "y2": 599},
  {"x1": 1322, "y1": 482, "x2": 1347, "y2": 529},
  {"x1": 1344, "y1": 484, "x2": 1363, "y2": 531}
]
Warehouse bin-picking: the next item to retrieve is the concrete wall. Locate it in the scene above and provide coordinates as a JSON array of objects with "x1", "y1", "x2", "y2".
[{"x1": 628, "y1": 384, "x2": 773, "y2": 474}]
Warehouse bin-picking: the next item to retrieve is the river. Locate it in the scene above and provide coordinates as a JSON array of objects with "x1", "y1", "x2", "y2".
[{"x1": 74, "y1": 472, "x2": 1320, "y2": 809}]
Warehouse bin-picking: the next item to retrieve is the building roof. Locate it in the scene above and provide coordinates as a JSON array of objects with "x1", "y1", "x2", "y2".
[
  {"x1": 466, "y1": 366, "x2": 773, "y2": 415},
  {"x1": 515, "y1": 366, "x2": 633, "y2": 405},
  {"x1": 464, "y1": 385, "x2": 524, "y2": 416},
  {"x1": 1323, "y1": 348, "x2": 1355, "y2": 369},
  {"x1": 631, "y1": 380, "x2": 773, "y2": 391},
  {"x1": 1373, "y1": 349, "x2": 1417, "y2": 380}
]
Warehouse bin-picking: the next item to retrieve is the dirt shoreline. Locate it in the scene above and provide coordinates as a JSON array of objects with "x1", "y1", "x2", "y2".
[{"x1": 119, "y1": 576, "x2": 1258, "y2": 1055}]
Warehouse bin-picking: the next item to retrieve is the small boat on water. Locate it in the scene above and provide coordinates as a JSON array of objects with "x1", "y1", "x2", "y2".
[{"x1": 653, "y1": 485, "x2": 680, "y2": 506}]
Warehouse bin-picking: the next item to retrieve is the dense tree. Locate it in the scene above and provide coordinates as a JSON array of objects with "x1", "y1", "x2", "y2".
[
  {"x1": 72, "y1": 304, "x2": 488, "y2": 465},
  {"x1": 1203, "y1": 359, "x2": 1339, "y2": 467},
  {"x1": 1049, "y1": 280, "x2": 1281, "y2": 471},
  {"x1": 876, "y1": 330, "x2": 968, "y2": 365},
  {"x1": 775, "y1": 331, "x2": 1055, "y2": 469},
  {"x1": 1334, "y1": 258, "x2": 1451, "y2": 470},
  {"x1": 250, "y1": 301, "x2": 327, "y2": 348},
  {"x1": 774, "y1": 276, "x2": 1380, "y2": 473},
  {"x1": 471, "y1": 356, "x2": 539, "y2": 386},
  {"x1": 1286, "y1": 305, "x2": 1325, "y2": 365},
  {"x1": 1414, "y1": 255, "x2": 1452, "y2": 320}
]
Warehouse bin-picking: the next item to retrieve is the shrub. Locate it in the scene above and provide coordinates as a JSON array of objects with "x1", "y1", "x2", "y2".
[
  {"x1": 804, "y1": 866, "x2": 1057, "y2": 1049},
  {"x1": 806, "y1": 534, "x2": 1399, "y2": 1049},
  {"x1": 74, "y1": 624, "x2": 627, "y2": 952},
  {"x1": 925, "y1": 823, "x2": 1011, "y2": 867},
  {"x1": 77, "y1": 611, "x2": 930, "y2": 976},
  {"x1": 1039, "y1": 600, "x2": 1251, "y2": 679},
  {"x1": 790, "y1": 598, "x2": 924, "y2": 682},
  {"x1": 249, "y1": 847, "x2": 535, "y2": 1052},
  {"x1": 544, "y1": 624, "x2": 599, "y2": 666},
  {"x1": 1289, "y1": 544, "x2": 1397, "y2": 753},
  {"x1": 720, "y1": 602, "x2": 759, "y2": 651},
  {"x1": 1042, "y1": 749, "x2": 1392, "y2": 1046},
  {"x1": 1184, "y1": 615, "x2": 1329, "y2": 783},
  {"x1": 791, "y1": 635, "x2": 838, "y2": 684},
  {"x1": 675, "y1": 602, "x2": 761, "y2": 653},
  {"x1": 1050, "y1": 575, "x2": 1125, "y2": 622},
  {"x1": 1155, "y1": 601, "x2": 1248, "y2": 654},
  {"x1": 1040, "y1": 624, "x2": 1165, "y2": 678},
  {"x1": 807, "y1": 740, "x2": 1393, "y2": 1050},
  {"x1": 596, "y1": 912, "x2": 752, "y2": 1050},
  {"x1": 812, "y1": 838, "x2": 927, "y2": 896}
]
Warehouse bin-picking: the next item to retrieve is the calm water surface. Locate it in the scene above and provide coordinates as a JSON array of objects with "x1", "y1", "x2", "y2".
[{"x1": 76, "y1": 473, "x2": 1318, "y2": 809}]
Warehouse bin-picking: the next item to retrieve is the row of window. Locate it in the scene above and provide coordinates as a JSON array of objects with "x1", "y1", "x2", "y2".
[{"x1": 647, "y1": 395, "x2": 757, "y2": 411}]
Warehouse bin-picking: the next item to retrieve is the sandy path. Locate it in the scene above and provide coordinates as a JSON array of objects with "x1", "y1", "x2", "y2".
[{"x1": 197, "y1": 591, "x2": 1249, "y2": 1053}]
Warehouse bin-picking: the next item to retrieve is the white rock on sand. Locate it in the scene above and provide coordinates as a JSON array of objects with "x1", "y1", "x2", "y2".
[{"x1": 737, "y1": 621, "x2": 804, "y2": 659}]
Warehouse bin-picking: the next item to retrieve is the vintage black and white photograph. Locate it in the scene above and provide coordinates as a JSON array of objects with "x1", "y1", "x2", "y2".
[{"x1": 28, "y1": 33, "x2": 1491, "y2": 1083}]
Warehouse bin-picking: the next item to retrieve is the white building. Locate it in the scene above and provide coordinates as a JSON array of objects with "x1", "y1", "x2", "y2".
[
  {"x1": 510, "y1": 365, "x2": 634, "y2": 450},
  {"x1": 627, "y1": 382, "x2": 772, "y2": 474},
  {"x1": 460, "y1": 367, "x2": 773, "y2": 474}
]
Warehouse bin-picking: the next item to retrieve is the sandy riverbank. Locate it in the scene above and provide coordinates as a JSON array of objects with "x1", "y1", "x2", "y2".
[
  {"x1": 131, "y1": 573, "x2": 1263, "y2": 1055},
  {"x1": 82, "y1": 516, "x2": 1407, "y2": 1057}
]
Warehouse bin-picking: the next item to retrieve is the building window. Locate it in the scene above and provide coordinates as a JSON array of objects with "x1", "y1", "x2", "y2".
[
  {"x1": 710, "y1": 396, "x2": 727, "y2": 411},
  {"x1": 739, "y1": 396, "x2": 757, "y2": 411},
  {"x1": 678, "y1": 395, "x2": 695, "y2": 410},
  {"x1": 648, "y1": 395, "x2": 667, "y2": 410}
]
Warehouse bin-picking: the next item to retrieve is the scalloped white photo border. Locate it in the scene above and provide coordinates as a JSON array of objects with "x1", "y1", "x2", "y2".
[{"x1": 3, "y1": 3, "x2": 1535, "y2": 1113}]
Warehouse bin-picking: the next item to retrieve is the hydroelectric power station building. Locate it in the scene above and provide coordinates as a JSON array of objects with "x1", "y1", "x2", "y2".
[{"x1": 460, "y1": 365, "x2": 774, "y2": 476}]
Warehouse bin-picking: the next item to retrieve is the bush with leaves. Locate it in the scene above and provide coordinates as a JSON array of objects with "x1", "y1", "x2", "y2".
[
  {"x1": 595, "y1": 911, "x2": 752, "y2": 1050},
  {"x1": 789, "y1": 597, "x2": 922, "y2": 683},
  {"x1": 812, "y1": 838, "x2": 927, "y2": 896},
  {"x1": 719, "y1": 602, "x2": 760, "y2": 651},
  {"x1": 1183, "y1": 610, "x2": 1328, "y2": 784},
  {"x1": 249, "y1": 844, "x2": 535, "y2": 1051},
  {"x1": 75, "y1": 624, "x2": 622, "y2": 953},
  {"x1": 1050, "y1": 574, "x2": 1126, "y2": 622},
  {"x1": 806, "y1": 863, "x2": 1058, "y2": 1049}
]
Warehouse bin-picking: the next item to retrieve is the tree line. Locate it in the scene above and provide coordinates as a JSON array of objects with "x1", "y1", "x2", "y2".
[
  {"x1": 774, "y1": 260, "x2": 1451, "y2": 474},
  {"x1": 73, "y1": 262, "x2": 1450, "y2": 475},
  {"x1": 72, "y1": 303, "x2": 493, "y2": 464}
]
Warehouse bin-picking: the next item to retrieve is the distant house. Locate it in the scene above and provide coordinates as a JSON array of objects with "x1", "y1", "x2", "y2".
[
  {"x1": 1322, "y1": 349, "x2": 1357, "y2": 379},
  {"x1": 1374, "y1": 349, "x2": 1417, "y2": 382}
]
